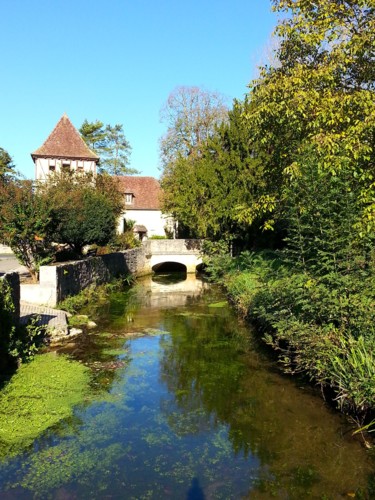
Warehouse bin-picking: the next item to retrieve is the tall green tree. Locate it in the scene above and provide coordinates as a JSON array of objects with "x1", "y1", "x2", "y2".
[
  {"x1": 100, "y1": 124, "x2": 137, "y2": 176},
  {"x1": 0, "y1": 180, "x2": 54, "y2": 282},
  {"x1": 238, "y1": 0, "x2": 375, "y2": 231},
  {"x1": 39, "y1": 172, "x2": 124, "y2": 254},
  {"x1": 79, "y1": 120, "x2": 107, "y2": 152},
  {"x1": 80, "y1": 121, "x2": 137, "y2": 176},
  {"x1": 0, "y1": 148, "x2": 16, "y2": 183},
  {"x1": 161, "y1": 101, "x2": 265, "y2": 241}
]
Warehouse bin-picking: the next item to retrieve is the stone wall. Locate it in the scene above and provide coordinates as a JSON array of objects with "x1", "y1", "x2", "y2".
[
  {"x1": 0, "y1": 244, "x2": 13, "y2": 254},
  {"x1": 53, "y1": 247, "x2": 148, "y2": 303},
  {"x1": 146, "y1": 239, "x2": 202, "y2": 254},
  {"x1": 21, "y1": 246, "x2": 149, "y2": 307},
  {"x1": 20, "y1": 240, "x2": 203, "y2": 307}
]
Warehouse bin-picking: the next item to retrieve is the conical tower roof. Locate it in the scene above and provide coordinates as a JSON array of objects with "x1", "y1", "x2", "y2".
[{"x1": 31, "y1": 113, "x2": 99, "y2": 161}]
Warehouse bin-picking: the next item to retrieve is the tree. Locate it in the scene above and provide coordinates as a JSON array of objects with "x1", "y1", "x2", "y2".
[
  {"x1": 100, "y1": 124, "x2": 137, "y2": 175},
  {"x1": 238, "y1": 0, "x2": 375, "y2": 232},
  {"x1": 160, "y1": 86, "x2": 228, "y2": 169},
  {"x1": 0, "y1": 180, "x2": 54, "y2": 282},
  {"x1": 80, "y1": 120, "x2": 137, "y2": 176},
  {"x1": 79, "y1": 120, "x2": 107, "y2": 152},
  {"x1": 0, "y1": 147, "x2": 16, "y2": 183},
  {"x1": 161, "y1": 100, "x2": 264, "y2": 241},
  {"x1": 39, "y1": 172, "x2": 124, "y2": 254}
]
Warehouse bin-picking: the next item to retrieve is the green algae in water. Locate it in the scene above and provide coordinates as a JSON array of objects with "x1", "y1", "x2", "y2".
[
  {"x1": 0, "y1": 353, "x2": 90, "y2": 458},
  {"x1": 208, "y1": 301, "x2": 228, "y2": 308},
  {"x1": 0, "y1": 276, "x2": 374, "y2": 498}
]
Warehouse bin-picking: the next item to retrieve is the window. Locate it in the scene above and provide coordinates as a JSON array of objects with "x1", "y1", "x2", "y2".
[
  {"x1": 125, "y1": 193, "x2": 133, "y2": 204},
  {"x1": 49, "y1": 159, "x2": 56, "y2": 172},
  {"x1": 62, "y1": 160, "x2": 71, "y2": 171}
]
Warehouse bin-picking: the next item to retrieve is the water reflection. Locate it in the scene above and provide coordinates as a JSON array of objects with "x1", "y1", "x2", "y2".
[
  {"x1": 0, "y1": 274, "x2": 373, "y2": 498},
  {"x1": 140, "y1": 273, "x2": 209, "y2": 309}
]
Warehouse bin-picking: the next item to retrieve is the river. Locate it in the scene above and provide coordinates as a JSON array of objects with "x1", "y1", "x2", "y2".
[{"x1": 0, "y1": 274, "x2": 374, "y2": 498}]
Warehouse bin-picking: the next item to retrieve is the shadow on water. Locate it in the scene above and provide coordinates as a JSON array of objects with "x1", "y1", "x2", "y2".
[
  {"x1": 187, "y1": 477, "x2": 205, "y2": 500},
  {"x1": 152, "y1": 270, "x2": 187, "y2": 285}
]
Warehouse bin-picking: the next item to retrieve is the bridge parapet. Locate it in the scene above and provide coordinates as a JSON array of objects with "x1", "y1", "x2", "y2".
[
  {"x1": 144, "y1": 239, "x2": 203, "y2": 274},
  {"x1": 145, "y1": 239, "x2": 202, "y2": 255}
]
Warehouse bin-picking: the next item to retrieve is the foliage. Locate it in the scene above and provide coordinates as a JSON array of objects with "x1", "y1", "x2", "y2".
[
  {"x1": 216, "y1": 151, "x2": 375, "y2": 418},
  {"x1": 0, "y1": 278, "x2": 46, "y2": 370},
  {"x1": 79, "y1": 119, "x2": 107, "y2": 152},
  {"x1": 109, "y1": 221, "x2": 140, "y2": 251},
  {"x1": 39, "y1": 172, "x2": 124, "y2": 254},
  {"x1": 0, "y1": 278, "x2": 17, "y2": 371},
  {"x1": 238, "y1": 0, "x2": 375, "y2": 230},
  {"x1": 58, "y1": 278, "x2": 133, "y2": 315},
  {"x1": 0, "y1": 353, "x2": 90, "y2": 458},
  {"x1": 0, "y1": 147, "x2": 16, "y2": 183},
  {"x1": 160, "y1": 86, "x2": 228, "y2": 168},
  {"x1": 0, "y1": 179, "x2": 54, "y2": 281},
  {"x1": 161, "y1": 101, "x2": 267, "y2": 240},
  {"x1": 80, "y1": 120, "x2": 137, "y2": 176},
  {"x1": 218, "y1": 245, "x2": 375, "y2": 419},
  {"x1": 282, "y1": 146, "x2": 374, "y2": 275}
]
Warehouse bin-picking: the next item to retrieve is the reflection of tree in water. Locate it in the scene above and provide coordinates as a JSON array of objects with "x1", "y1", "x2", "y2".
[
  {"x1": 158, "y1": 306, "x2": 375, "y2": 497},
  {"x1": 159, "y1": 311, "x2": 250, "y2": 444}
]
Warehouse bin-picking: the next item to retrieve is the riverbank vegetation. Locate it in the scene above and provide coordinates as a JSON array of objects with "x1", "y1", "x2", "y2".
[
  {"x1": 161, "y1": 1, "x2": 375, "y2": 427},
  {"x1": 58, "y1": 276, "x2": 134, "y2": 315},
  {"x1": 0, "y1": 278, "x2": 45, "y2": 373}
]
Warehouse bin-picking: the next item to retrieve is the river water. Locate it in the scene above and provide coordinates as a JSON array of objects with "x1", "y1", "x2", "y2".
[{"x1": 0, "y1": 274, "x2": 374, "y2": 498}]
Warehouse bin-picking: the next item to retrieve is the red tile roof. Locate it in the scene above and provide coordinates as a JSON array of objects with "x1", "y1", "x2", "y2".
[
  {"x1": 116, "y1": 176, "x2": 162, "y2": 210},
  {"x1": 31, "y1": 113, "x2": 99, "y2": 161}
]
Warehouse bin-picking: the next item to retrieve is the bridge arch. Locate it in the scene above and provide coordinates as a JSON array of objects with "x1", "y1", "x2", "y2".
[
  {"x1": 152, "y1": 261, "x2": 187, "y2": 273},
  {"x1": 145, "y1": 240, "x2": 203, "y2": 275}
]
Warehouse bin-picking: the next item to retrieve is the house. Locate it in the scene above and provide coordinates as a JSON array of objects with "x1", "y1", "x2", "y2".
[
  {"x1": 116, "y1": 176, "x2": 175, "y2": 239},
  {"x1": 31, "y1": 113, "x2": 99, "y2": 180},
  {"x1": 31, "y1": 114, "x2": 174, "y2": 239}
]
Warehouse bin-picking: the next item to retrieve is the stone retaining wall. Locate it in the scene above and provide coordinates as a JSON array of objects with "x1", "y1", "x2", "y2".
[
  {"x1": 19, "y1": 240, "x2": 203, "y2": 307},
  {"x1": 21, "y1": 246, "x2": 149, "y2": 307},
  {"x1": 0, "y1": 244, "x2": 13, "y2": 254}
]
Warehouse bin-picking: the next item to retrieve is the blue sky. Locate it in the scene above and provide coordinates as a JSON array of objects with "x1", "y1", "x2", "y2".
[{"x1": 1, "y1": 0, "x2": 277, "y2": 180}]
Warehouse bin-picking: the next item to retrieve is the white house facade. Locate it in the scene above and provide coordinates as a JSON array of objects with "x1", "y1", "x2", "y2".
[{"x1": 116, "y1": 176, "x2": 174, "y2": 239}]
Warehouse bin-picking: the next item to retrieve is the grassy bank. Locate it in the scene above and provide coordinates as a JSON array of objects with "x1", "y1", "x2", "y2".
[{"x1": 205, "y1": 250, "x2": 375, "y2": 431}]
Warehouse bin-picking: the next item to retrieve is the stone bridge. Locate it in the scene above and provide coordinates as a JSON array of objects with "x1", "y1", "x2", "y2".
[
  {"x1": 20, "y1": 239, "x2": 204, "y2": 307},
  {"x1": 143, "y1": 239, "x2": 203, "y2": 274}
]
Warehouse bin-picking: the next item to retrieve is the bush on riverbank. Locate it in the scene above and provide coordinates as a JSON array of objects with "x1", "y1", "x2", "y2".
[
  {"x1": 205, "y1": 249, "x2": 375, "y2": 423},
  {"x1": 0, "y1": 279, "x2": 45, "y2": 373},
  {"x1": 203, "y1": 152, "x2": 375, "y2": 425},
  {"x1": 58, "y1": 276, "x2": 134, "y2": 315}
]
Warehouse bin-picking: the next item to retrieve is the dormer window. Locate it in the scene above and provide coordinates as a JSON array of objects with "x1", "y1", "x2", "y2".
[{"x1": 125, "y1": 193, "x2": 133, "y2": 205}]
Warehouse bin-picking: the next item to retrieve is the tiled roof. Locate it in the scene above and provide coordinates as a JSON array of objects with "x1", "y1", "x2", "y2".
[
  {"x1": 116, "y1": 176, "x2": 162, "y2": 210},
  {"x1": 31, "y1": 113, "x2": 99, "y2": 161}
]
